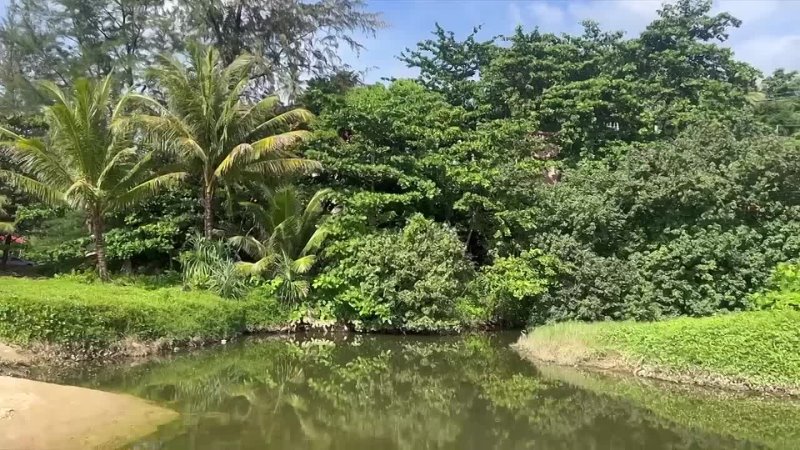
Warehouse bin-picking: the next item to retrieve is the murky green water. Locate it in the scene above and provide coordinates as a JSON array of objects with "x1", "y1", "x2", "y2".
[{"x1": 60, "y1": 333, "x2": 800, "y2": 450}]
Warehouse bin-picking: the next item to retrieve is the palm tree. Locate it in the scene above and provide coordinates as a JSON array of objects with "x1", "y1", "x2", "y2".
[
  {"x1": 230, "y1": 187, "x2": 330, "y2": 302},
  {"x1": 0, "y1": 76, "x2": 185, "y2": 280},
  {"x1": 129, "y1": 44, "x2": 319, "y2": 238}
]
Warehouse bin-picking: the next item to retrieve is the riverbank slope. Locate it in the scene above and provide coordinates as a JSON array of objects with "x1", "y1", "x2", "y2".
[
  {"x1": 0, "y1": 276, "x2": 291, "y2": 365},
  {"x1": 515, "y1": 310, "x2": 800, "y2": 395}
]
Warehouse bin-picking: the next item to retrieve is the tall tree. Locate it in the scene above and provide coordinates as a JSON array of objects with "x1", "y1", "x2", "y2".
[
  {"x1": 399, "y1": 24, "x2": 495, "y2": 111},
  {"x1": 176, "y1": 0, "x2": 383, "y2": 96},
  {"x1": 0, "y1": 0, "x2": 179, "y2": 110},
  {"x1": 0, "y1": 76, "x2": 185, "y2": 279},
  {"x1": 134, "y1": 44, "x2": 318, "y2": 238}
]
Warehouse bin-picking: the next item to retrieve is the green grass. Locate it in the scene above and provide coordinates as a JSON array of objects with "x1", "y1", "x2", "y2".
[
  {"x1": 0, "y1": 276, "x2": 290, "y2": 348},
  {"x1": 519, "y1": 310, "x2": 800, "y2": 391}
]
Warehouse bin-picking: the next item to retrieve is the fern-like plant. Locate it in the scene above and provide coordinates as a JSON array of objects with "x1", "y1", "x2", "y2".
[
  {"x1": 179, "y1": 234, "x2": 248, "y2": 299},
  {"x1": 230, "y1": 187, "x2": 330, "y2": 302}
]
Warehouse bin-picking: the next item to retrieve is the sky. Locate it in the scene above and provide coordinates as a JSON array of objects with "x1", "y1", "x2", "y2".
[
  {"x1": 344, "y1": 0, "x2": 800, "y2": 82},
  {"x1": 0, "y1": 0, "x2": 796, "y2": 83}
]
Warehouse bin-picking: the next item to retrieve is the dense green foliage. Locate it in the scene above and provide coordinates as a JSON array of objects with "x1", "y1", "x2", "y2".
[
  {"x1": 751, "y1": 263, "x2": 800, "y2": 311},
  {"x1": 0, "y1": 276, "x2": 289, "y2": 347},
  {"x1": 523, "y1": 126, "x2": 800, "y2": 323},
  {"x1": 1, "y1": 0, "x2": 799, "y2": 333},
  {"x1": 522, "y1": 310, "x2": 800, "y2": 391},
  {"x1": 314, "y1": 215, "x2": 475, "y2": 331}
]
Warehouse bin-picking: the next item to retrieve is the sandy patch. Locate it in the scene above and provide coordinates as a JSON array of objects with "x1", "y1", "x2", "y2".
[{"x1": 0, "y1": 376, "x2": 177, "y2": 450}]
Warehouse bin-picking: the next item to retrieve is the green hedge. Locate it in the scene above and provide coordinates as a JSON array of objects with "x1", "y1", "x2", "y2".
[{"x1": 0, "y1": 277, "x2": 287, "y2": 347}]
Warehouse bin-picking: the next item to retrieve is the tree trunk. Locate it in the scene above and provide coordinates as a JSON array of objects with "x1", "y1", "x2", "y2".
[
  {"x1": 92, "y1": 212, "x2": 110, "y2": 281},
  {"x1": 203, "y1": 188, "x2": 214, "y2": 239},
  {"x1": 1, "y1": 233, "x2": 11, "y2": 268}
]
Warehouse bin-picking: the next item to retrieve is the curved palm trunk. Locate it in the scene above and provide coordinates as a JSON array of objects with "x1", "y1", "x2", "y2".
[
  {"x1": 91, "y1": 212, "x2": 110, "y2": 281},
  {"x1": 203, "y1": 187, "x2": 215, "y2": 239}
]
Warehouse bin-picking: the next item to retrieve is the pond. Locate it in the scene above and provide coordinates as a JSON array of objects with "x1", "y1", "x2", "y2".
[{"x1": 56, "y1": 333, "x2": 800, "y2": 450}]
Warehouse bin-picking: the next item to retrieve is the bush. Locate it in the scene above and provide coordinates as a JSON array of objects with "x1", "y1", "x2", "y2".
[
  {"x1": 751, "y1": 263, "x2": 800, "y2": 311},
  {"x1": 517, "y1": 126, "x2": 800, "y2": 324},
  {"x1": 537, "y1": 243, "x2": 656, "y2": 325},
  {"x1": 313, "y1": 215, "x2": 475, "y2": 331},
  {"x1": 467, "y1": 250, "x2": 559, "y2": 327},
  {"x1": 0, "y1": 277, "x2": 287, "y2": 348},
  {"x1": 179, "y1": 235, "x2": 249, "y2": 299}
]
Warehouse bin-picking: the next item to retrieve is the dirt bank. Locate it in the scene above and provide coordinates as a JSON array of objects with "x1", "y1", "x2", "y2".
[{"x1": 0, "y1": 376, "x2": 178, "y2": 450}]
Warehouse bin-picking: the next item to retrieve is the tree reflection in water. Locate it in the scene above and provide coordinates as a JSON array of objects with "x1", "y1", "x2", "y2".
[{"x1": 80, "y1": 333, "x2": 797, "y2": 450}]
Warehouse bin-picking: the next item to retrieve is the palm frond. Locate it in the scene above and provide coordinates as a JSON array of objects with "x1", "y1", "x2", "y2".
[
  {"x1": 0, "y1": 170, "x2": 64, "y2": 206},
  {"x1": 228, "y1": 234, "x2": 267, "y2": 259},
  {"x1": 291, "y1": 255, "x2": 317, "y2": 274},
  {"x1": 0, "y1": 128, "x2": 73, "y2": 188},
  {"x1": 106, "y1": 172, "x2": 187, "y2": 213},
  {"x1": 250, "y1": 130, "x2": 314, "y2": 156},
  {"x1": 247, "y1": 108, "x2": 315, "y2": 139},
  {"x1": 300, "y1": 227, "x2": 329, "y2": 258},
  {"x1": 243, "y1": 158, "x2": 322, "y2": 179}
]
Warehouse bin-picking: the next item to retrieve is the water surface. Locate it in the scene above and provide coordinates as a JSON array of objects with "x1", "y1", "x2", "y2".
[{"x1": 60, "y1": 333, "x2": 800, "y2": 450}]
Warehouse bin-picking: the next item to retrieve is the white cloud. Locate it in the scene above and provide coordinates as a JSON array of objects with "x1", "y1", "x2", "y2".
[
  {"x1": 569, "y1": 0, "x2": 660, "y2": 34},
  {"x1": 713, "y1": 0, "x2": 780, "y2": 24},
  {"x1": 528, "y1": 2, "x2": 568, "y2": 32},
  {"x1": 733, "y1": 34, "x2": 800, "y2": 74},
  {"x1": 508, "y1": 2, "x2": 524, "y2": 29}
]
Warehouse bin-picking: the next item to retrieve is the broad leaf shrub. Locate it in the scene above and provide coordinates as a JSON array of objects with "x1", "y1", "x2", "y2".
[
  {"x1": 0, "y1": 277, "x2": 288, "y2": 348},
  {"x1": 535, "y1": 241, "x2": 655, "y2": 325},
  {"x1": 517, "y1": 126, "x2": 800, "y2": 324},
  {"x1": 313, "y1": 215, "x2": 475, "y2": 331},
  {"x1": 467, "y1": 250, "x2": 560, "y2": 327},
  {"x1": 751, "y1": 263, "x2": 800, "y2": 311}
]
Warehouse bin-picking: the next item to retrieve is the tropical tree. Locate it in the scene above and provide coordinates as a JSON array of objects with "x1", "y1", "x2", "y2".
[
  {"x1": 231, "y1": 186, "x2": 330, "y2": 302},
  {"x1": 131, "y1": 44, "x2": 318, "y2": 238},
  {"x1": 0, "y1": 76, "x2": 185, "y2": 280}
]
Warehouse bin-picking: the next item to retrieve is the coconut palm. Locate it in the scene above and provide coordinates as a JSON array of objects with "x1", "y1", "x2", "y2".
[
  {"x1": 0, "y1": 76, "x2": 185, "y2": 280},
  {"x1": 129, "y1": 44, "x2": 319, "y2": 238},
  {"x1": 230, "y1": 187, "x2": 330, "y2": 302}
]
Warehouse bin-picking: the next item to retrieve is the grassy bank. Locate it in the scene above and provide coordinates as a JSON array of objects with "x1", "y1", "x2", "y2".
[
  {"x1": 516, "y1": 311, "x2": 800, "y2": 394},
  {"x1": 0, "y1": 277, "x2": 291, "y2": 361}
]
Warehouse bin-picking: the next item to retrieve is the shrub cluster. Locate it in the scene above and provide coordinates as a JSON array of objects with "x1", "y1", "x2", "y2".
[{"x1": 313, "y1": 215, "x2": 476, "y2": 331}]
